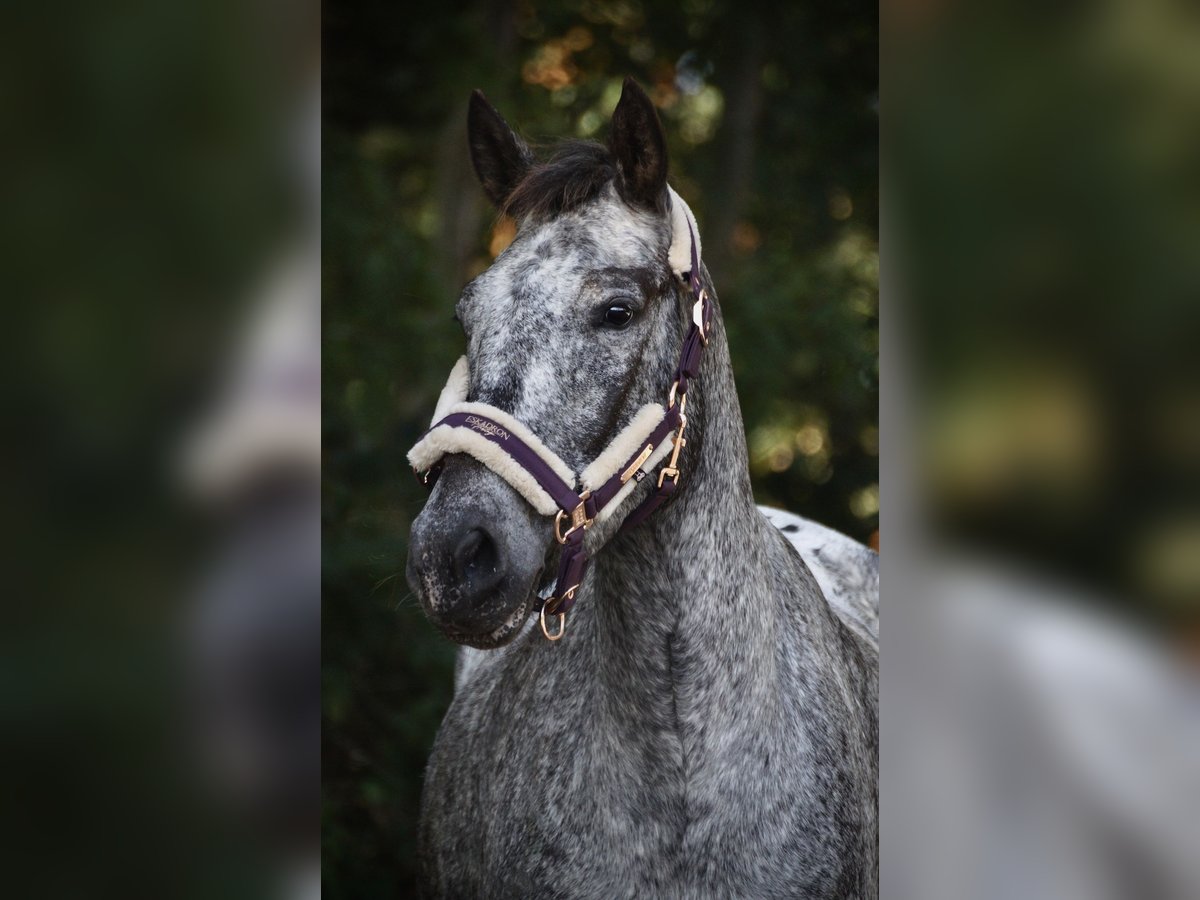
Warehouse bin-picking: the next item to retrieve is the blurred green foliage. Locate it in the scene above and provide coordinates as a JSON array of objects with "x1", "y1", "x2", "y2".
[
  {"x1": 889, "y1": 2, "x2": 1200, "y2": 621},
  {"x1": 0, "y1": 2, "x2": 314, "y2": 896},
  {"x1": 323, "y1": 0, "x2": 876, "y2": 893}
]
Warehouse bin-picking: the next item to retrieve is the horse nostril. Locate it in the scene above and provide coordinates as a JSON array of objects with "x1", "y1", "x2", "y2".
[{"x1": 452, "y1": 526, "x2": 503, "y2": 593}]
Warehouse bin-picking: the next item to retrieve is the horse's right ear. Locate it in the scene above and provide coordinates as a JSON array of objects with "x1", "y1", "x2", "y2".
[
  {"x1": 608, "y1": 77, "x2": 669, "y2": 212},
  {"x1": 467, "y1": 91, "x2": 533, "y2": 208}
]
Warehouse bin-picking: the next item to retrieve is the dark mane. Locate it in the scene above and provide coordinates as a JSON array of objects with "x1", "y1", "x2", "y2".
[{"x1": 502, "y1": 140, "x2": 616, "y2": 221}]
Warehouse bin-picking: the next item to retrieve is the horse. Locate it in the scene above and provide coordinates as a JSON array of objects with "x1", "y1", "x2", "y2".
[{"x1": 405, "y1": 78, "x2": 878, "y2": 898}]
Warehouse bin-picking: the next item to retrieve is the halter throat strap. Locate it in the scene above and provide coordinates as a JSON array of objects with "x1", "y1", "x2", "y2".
[{"x1": 408, "y1": 215, "x2": 712, "y2": 640}]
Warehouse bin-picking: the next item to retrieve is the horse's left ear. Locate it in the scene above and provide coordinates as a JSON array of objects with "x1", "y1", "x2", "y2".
[{"x1": 608, "y1": 77, "x2": 669, "y2": 212}]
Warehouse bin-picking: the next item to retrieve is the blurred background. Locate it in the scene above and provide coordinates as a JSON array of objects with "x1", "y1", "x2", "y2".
[
  {"x1": 890, "y1": 0, "x2": 1200, "y2": 639},
  {"x1": 0, "y1": 2, "x2": 319, "y2": 897},
  {"x1": 323, "y1": 0, "x2": 877, "y2": 894},
  {"x1": 16, "y1": 0, "x2": 1196, "y2": 897},
  {"x1": 885, "y1": 1, "x2": 1200, "y2": 898}
]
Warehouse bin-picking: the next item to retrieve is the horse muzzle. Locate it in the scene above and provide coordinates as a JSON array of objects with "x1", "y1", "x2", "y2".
[{"x1": 406, "y1": 457, "x2": 549, "y2": 648}]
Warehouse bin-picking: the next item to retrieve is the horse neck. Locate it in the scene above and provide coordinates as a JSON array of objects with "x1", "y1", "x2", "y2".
[{"x1": 585, "y1": 297, "x2": 780, "y2": 705}]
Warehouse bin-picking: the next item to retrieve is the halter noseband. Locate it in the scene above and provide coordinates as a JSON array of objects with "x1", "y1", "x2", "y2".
[{"x1": 408, "y1": 193, "x2": 712, "y2": 641}]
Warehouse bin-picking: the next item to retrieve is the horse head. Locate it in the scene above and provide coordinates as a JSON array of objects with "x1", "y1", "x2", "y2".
[{"x1": 407, "y1": 79, "x2": 700, "y2": 648}]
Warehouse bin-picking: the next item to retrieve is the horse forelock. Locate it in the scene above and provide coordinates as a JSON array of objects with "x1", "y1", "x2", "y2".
[{"x1": 502, "y1": 140, "x2": 617, "y2": 221}]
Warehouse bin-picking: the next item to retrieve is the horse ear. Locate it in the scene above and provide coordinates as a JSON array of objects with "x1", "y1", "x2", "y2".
[
  {"x1": 608, "y1": 77, "x2": 669, "y2": 212},
  {"x1": 468, "y1": 90, "x2": 533, "y2": 208}
]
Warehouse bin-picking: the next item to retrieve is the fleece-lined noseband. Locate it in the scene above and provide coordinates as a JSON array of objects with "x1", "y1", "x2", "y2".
[{"x1": 409, "y1": 189, "x2": 712, "y2": 641}]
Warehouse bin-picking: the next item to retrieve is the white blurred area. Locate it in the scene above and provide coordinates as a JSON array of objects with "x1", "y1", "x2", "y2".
[
  {"x1": 884, "y1": 552, "x2": 1200, "y2": 900},
  {"x1": 183, "y1": 245, "x2": 320, "y2": 502}
]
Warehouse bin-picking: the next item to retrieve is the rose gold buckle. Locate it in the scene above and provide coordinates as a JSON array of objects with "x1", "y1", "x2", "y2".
[
  {"x1": 540, "y1": 605, "x2": 566, "y2": 640},
  {"x1": 656, "y1": 416, "x2": 688, "y2": 488},
  {"x1": 554, "y1": 490, "x2": 593, "y2": 544},
  {"x1": 540, "y1": 589, "x2": 573, "y2": 641}
]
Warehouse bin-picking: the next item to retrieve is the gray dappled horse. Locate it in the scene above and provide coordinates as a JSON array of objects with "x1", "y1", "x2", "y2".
[{"x1": 406, "y1": 79, "x2": 878, "y2": 898}]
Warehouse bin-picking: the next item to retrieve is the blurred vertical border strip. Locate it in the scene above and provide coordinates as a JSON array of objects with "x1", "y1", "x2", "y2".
[{"x1": 884, "y1": 1, "x2": 1200, "y2": 897}]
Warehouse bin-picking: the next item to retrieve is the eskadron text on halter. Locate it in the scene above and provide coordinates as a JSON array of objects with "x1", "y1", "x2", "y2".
[{"x1": 408, "y1": 188, "x2": 712, "y2": 641}]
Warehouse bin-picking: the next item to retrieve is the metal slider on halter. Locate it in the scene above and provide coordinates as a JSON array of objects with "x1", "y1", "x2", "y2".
[{"x1": 408, "y1": 196, "x2": 712, "y2": 641}]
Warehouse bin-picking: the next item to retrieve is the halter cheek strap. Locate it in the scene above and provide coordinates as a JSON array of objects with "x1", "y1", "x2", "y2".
[{"x1": 408, "y1": 193, "x2": 712, "y2": 641}]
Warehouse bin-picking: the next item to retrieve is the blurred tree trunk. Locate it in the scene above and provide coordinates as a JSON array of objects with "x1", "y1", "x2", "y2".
[
  {"x1": 708, "y1": 14, "x2": 765, "y2": 284},
  {"x1": 434, "y1": 1, "x2": 518, "y2": 292}
]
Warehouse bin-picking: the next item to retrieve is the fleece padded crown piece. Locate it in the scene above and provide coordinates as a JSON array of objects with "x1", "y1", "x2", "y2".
[{"x1": 667, "y1": 186, "x2": 701, "y2": 279}]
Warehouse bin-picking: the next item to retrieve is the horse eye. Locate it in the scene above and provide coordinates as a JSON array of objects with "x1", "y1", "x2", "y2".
[{"x1": 603, "y1": 304, "x2": 634, "y2": 329}]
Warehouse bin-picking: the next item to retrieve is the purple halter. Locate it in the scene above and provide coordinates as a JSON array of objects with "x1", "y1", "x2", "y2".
[{"x1": 410, "y1": 220, "x2": 712, "y2": 640}]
